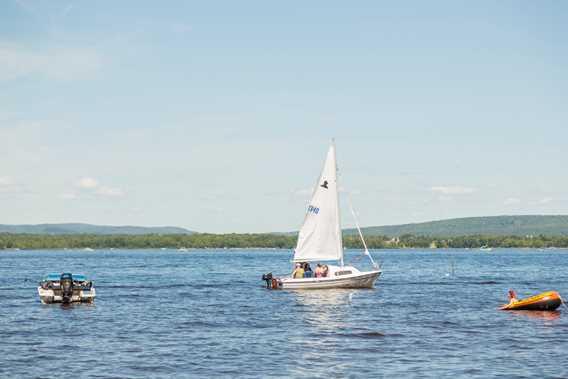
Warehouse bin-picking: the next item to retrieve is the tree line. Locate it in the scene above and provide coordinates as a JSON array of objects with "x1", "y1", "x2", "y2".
[{"x1": 2, "y1": 233, "x2": 568, "y2": 250}]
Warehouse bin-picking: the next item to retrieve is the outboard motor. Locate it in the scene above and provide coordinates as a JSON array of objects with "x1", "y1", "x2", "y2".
[
  {"x1": 60, "y1": 273, "x2": 74, "y2": 303},
  {"x1": 262, "y1": 273, "x2": 273, "y2": 289}
]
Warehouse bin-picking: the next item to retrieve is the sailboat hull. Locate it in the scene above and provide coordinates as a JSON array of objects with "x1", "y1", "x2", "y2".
[{"x1": 279, "y1": 270, "x2": 381, "y2": 290}]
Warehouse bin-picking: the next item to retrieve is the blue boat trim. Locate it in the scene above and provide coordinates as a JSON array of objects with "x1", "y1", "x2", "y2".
[{"x1": 44, "y1": 273, "x2": 88, "y2": 281}]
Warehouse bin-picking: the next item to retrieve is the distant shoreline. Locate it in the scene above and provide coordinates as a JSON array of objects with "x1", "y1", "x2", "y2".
[{"x1": 2, "y1": 233, "x2": 568, "y2": 250}]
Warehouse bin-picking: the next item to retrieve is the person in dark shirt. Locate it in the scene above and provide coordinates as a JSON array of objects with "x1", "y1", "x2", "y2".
[{"x1": 303, "y1": 262, "x2": 313, "y2": 278}]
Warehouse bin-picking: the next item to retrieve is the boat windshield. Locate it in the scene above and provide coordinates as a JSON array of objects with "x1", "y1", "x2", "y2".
[{"x1": 43, "y1": 273, "x2": 88, "y2": 282}]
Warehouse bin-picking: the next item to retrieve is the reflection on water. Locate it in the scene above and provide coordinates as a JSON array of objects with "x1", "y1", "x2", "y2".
[
  {"x1": 507, "y1": 310, "x2": 562, "y2": 321},
  {"x1": 285, "y1": 289, "x2": 387, "y2": 378},
  {"x1": 293, "y1": 289, "x2": 355, "y2": 331}
]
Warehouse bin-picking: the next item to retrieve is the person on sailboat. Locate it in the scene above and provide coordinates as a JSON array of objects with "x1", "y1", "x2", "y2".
[
  {"x1": 292, "y1": 263, "x2": 304, "y2": 279},
  {"x1": 315, "y1": 264, "x2": 323, "y2": 278},
  {"x1": 303, "y1": 263, "x2": 313, "y2": 278},
  {"x1": 322, "y1": 265, "x2": 329, "y2": 277}
]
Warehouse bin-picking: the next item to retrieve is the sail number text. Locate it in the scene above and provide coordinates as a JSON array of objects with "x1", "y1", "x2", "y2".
[{"x1": 307, "y1": 205, "x2": 320, "y2": 214}]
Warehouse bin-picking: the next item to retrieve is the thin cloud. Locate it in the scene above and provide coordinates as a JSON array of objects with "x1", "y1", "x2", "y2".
[
  {"x1": 0, "y1": 176, "x2": 14, "y2": 186},
  {"x1": 430, "y1": 186, "x2": 477, "y2": 195},
  {"x1": 0, "y1": 176, "x2": 31, "y2": 195},
  {"x1": 201, "y1": 205, "x2": 225, "y2": 214},
  {"x1": 16, "y1": 0, "x2": 76, "y2": 19},
  {"x1": 291, "y1": 187, "x2": 360, "y2": 198},
  {"x1": 96, "y1": 186, "x2": 124, "y2": 198},
  {"x1": 338, "y1": 187, "x2": 361, "y2": 195},
  {"x1": 76, "y1": 177, "x2": 99, "y2": 189},
  {"x1": 171, "y1": 22, "x2": 192, "y2": 34},
  {"x1": 0, "y1": 44, "x2": 102, "y2": 81},
  {"x1": 292, "y1": 188, "x2": 312, "y2": 197},
  {"x1": 14, "y1": 0, "x2": 37, "y2": 16},
  {"x1": 61, "y1": 2, "x2": 74, "y2": 17},
  {"x1": 503, "y1": 197, "x2": 521, "y2": 205},
  {"x1": 198, "y1": 190, "x2": 238, "y2": 202},
  {"x1": 73, "y1": 177, "x2": 125, "y2": 198},
  {"x1": 59, "y1": 192, "x2": 79, "y2": 200},
  {"x1": 0, "y1": 176, "x2": 17, "y2": 193}
]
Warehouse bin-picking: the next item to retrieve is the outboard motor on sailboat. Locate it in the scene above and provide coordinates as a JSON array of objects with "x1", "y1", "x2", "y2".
[{"x1": 60, "y1": 273, "x2": 74, "y2": 303}]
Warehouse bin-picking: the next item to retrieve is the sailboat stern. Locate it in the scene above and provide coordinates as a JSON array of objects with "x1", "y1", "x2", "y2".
[{"x1": 261, "y1": 273, "x2": 283, "y2": 289}]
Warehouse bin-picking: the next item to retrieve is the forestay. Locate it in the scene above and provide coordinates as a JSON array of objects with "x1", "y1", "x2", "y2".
[{"x1": 293, "y1": 142, "x2": 343, "y2": 263}]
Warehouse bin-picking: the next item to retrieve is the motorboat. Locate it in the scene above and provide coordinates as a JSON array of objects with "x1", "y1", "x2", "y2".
[
  {"x1": 500, "y1": 291, "x2": 562, "y2": 311},
  {"x1": 38, "y1": 273, "x2": 96, "y2": 304},
  {"x1": 262, "y1": 141, "x2": 381, "y2": 290}
]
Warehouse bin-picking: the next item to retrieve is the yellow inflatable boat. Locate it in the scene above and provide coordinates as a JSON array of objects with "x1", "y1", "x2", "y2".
[{"x1": 500, "y1": 291, "x2": 562, "y2": 311}]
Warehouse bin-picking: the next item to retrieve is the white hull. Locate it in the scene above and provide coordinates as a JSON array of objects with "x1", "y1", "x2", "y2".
[
  {"x1": 37, "y1": 287, "x2": 96, "y2": 304},
  {"x1": 280, "y1": 269, "x2": 381, "y2": 290}
]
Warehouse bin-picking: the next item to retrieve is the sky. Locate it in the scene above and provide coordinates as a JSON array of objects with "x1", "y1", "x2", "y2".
[{"x1": 1, "y1": 1, "x2": 567, "y2": 233}]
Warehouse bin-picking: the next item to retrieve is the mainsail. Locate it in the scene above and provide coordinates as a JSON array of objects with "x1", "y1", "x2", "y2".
[{"x1": 293, "y1": 142, "x2": 343, "y2": 263}]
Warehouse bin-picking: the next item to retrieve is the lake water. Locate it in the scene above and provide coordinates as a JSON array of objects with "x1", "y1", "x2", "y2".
[{"x1": 0, "y1": 248, "x2": 567, "y2": 378}]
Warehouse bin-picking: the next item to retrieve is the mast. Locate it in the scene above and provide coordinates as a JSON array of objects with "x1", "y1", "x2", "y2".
[{"x1": 332, "y1": 139, "x2": 344, "y2": 267}]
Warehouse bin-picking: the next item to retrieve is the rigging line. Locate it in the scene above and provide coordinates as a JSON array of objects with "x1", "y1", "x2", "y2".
[{"x1": 346, "y1": 191, "x2": 379, "y2": 269}]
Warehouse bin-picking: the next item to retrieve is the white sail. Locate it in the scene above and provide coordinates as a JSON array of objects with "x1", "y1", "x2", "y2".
[{"x1": 293, "y1": 142, "x2": 343, "y2": 263}]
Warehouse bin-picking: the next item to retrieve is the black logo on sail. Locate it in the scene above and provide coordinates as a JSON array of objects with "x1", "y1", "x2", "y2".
[{"x1": 320, "y1": 180, "x2": 329, "y2": 189}]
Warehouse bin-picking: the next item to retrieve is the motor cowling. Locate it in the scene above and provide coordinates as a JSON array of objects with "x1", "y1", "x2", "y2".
[
  {"x1": 60, "y1": 273, "x2": 74, "y2": 303},
  {"x1": 262, "y1": 273, "x2": 273, "y2": 289}
]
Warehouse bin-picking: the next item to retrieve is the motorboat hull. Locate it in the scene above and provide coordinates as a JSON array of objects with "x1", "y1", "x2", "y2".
[
  {"x1": 500, "y1": 291, "x2": 562, "y2": 311},
  {"x1": 279, "y1": 269, "x2": 381, "y2": 290},
  {"x1": 38, "y1": 273, "x2": 96, "y2": 304},
  {"x1": 37, "y1": 287, "x2": 96, "y2": 304}
]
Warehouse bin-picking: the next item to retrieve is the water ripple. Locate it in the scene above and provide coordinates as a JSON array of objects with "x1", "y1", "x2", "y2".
[{"x1": 0, "y1": 248, "x2": 567, "y2": 378}]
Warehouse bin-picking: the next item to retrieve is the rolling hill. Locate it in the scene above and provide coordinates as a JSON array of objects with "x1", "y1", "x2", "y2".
[
  {"x1": 3, "y1": 215, "x2": 568, "y2": 237},
  {"x1": 0, "y1": 223, "x2": 193, "y2": 235},
  {"x1": 345, "y1": 215, "x2": 568, "y2": 237}
]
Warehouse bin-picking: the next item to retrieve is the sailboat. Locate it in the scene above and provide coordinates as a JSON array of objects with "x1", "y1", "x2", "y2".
[{"x1": 262, "y1": 141, "x2": 381, "y2": 290}]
